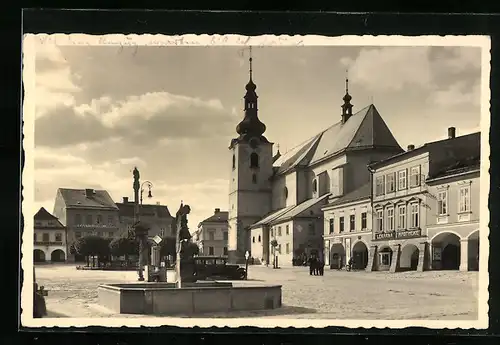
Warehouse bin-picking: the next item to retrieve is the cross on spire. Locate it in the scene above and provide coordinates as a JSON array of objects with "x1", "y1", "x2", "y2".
[
  {"x1": 345, "y1": 69, "x2": 349, "y2": 93},
  {"x1": 249, "y1": 46, "x2": 253, "y2": 80}
]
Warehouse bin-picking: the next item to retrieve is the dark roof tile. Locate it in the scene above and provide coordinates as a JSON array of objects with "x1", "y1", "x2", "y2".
[
  {"x1": 58, "y1": 188, "x2": 118, "y2": 210},
  {"x1": 201, "y1": 211, "x2": 229, "y2": 223},
  {"x1": 324, "y1": 183, "x2": 371, "y2": 208}
]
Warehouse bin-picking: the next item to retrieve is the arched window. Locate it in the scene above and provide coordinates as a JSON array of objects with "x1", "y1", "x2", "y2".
[
  {"x1": 252, "y1": 173, "x2": 257, "y2": 184},
  {"x1": 252, "y1": 236, "x2": 255, "y2": 243},
  {"x1": 232, "y1": 154, "x2": 236, "y2": 170},
  {"x1": 313, "y1": 179, "x2": 318, "y2": 193},
  {"x1": 284, "y1": 187, "x2": 288, "y2": 199},
  {"x1": 258, "y1": 235, "x2": 261, "y2": 242},
  {"x1": 250, "y1": 152, "x2": 259, "y2": 168}
]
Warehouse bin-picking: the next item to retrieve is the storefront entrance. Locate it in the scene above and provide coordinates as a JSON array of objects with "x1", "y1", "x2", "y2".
[
  {"x1": 377, "y1": 247, "x2": 393, "y2": 271},
  {"x1": 352, "y1": 241, "x2": 368, "y2": 269}
]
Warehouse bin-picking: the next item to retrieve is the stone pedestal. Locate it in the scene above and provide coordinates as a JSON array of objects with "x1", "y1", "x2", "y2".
[
  {"x1": 460, "y1": 239, "x2": 469, "y2": 271},
  {"x1": 389, "y1": 244, "x2": 401, "y2": 273}
]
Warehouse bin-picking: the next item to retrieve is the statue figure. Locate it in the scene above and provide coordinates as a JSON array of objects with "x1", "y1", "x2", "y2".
[
  {"x1": 175, "y1": 202, "x2": 192, "y2": 288},
  {"x1": 133, "y1": 167, "x2": 140, "y2": 191}
]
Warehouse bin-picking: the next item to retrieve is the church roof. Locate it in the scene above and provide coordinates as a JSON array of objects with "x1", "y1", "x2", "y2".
[
  {"x1": 250, "y1": 205, "x2": 296, "y2": 229},
  {"x1": 250, "y1": 194, "x2": 330, "y2": 229},
  {"x1": 58, "y1": 188, "x2": 119, "y2": 210},
  {"x1": 322, "y1": 183, "x2": 371, "y2": 209},
  {"x1": 270, "y1": 193, "x2": 331, "y2": 225},
  {"x1": 273, "y1": 104, "x2": 402, "y2": 175}
]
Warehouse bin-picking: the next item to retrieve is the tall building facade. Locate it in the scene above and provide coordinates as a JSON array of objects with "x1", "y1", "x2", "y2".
[
  {"x1": 193, "y1": 208, "x2": 229, "y2": 256},
  {"x1": 367, "y1": 128, "x2": 480, "y2": 272},
  {"x1": 53, "y1": 188, "x2": 120, "y2": 261}
]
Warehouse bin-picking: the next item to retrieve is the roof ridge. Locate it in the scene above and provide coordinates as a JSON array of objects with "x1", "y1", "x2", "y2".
[{"x1": 279, "y1": 105, "x2": 372, "y2": 157}]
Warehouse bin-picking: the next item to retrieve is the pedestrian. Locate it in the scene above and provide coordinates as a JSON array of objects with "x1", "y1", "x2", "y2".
[
  {"x1": 319, "y1": 259, "x2": 325, "y2": 276},
  {"x1": 308, "y1": 256, "x2": 314, "y2": 275}
]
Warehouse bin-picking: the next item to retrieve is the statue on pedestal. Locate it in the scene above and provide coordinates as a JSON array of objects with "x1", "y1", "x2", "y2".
[{"x1": 175, "y1": 202, "x2": 192, "y2": 288}]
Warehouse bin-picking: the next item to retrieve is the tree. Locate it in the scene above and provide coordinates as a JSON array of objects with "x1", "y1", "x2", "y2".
[
  {"x1": 159, "y1": 237, "x2": 176, "y2": 258},
  {"x1": 182, "y1": 242, "x2": 199, "y2": 258},
  {"x1": 73, "y1": 235, "x2": 111, "y2": 267},
  {"x1": 109, "y1": 237, "x2": 139, "y2": 263}
]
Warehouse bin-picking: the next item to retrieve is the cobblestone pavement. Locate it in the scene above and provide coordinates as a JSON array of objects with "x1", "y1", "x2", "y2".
[{"x1": 33, "y1": 264, "x2": 479, "y2": 320}]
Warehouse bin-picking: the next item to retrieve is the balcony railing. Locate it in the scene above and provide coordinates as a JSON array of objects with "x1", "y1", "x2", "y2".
[
  {"x1": 73, "y1": 224, "x2": 116, "y2": 228},
  {"x1": 35, "y1": 241, "x2": 64, "y2": 246},
  {"x1": 373, "y1": 228, "x2": 422, "y2": 241}
]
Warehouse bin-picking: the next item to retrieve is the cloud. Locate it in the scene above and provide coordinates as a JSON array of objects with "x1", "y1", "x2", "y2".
[
  {"x1": 33, "y1": 43, "x2": 81, "y2": 118},
  {"x1": 33, "y1": 147, "x2": 229, "y2": 229},
  {"x1": 428, "y1": 81, "x2": 480, "y2": 108},
  {"x1": 341, "y1": 47, "x2": 433, "y2": 92},
  {"x1": 35, "y1": 91, "x2": 235, "y2": 148}
]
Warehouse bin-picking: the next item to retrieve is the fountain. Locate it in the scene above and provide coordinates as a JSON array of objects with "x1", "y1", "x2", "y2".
[{"x1": 98, "y1": 181, "x2": 282, "y2": 315}]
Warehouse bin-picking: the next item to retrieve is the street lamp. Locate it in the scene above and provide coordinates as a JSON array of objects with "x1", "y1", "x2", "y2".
[
  {"x1": 140, "y1": 181, "x2": 153, "y2": 205},
  {"x1": 132, "y1": 167, "x2": 154, "y2": 282}
]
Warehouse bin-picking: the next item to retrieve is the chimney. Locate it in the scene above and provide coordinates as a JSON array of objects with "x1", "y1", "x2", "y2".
[
  {"x1": 448, "y1": 127, "x2": 456, "y2": 139},
  {"x1": 407, "y1": 144, "x2": 415, "y2": 151},
  {"x1": 85, "y1": 189, "x2": 94, "y2": 198},
  {"x1": 214, "y1": 208, "x2": 220, "y2": 214},
  {"x1": 123, "y1": 197, "x2": 129, "y2": 203}
]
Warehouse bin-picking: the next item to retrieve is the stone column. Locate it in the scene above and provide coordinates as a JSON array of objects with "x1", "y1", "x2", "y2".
[
  {"x1": 416, "y1": 242, "x2": 427, "y2": 272},
  {"x1": 460, "y1": 238, "x2": 469, "y2": 271},
  {"x1": 365, "y1": 245, "x2": 378, "y2": 272},
  {"x1": 389, "y1": 244, "x2": 401, "y2": 273}
]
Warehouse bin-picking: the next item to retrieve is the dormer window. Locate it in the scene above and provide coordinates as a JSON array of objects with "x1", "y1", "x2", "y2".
[{"x1": 250, "y1": 152, "x2": 259, "y2": 168}]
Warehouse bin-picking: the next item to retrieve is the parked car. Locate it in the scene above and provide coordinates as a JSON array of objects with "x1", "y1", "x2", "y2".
[
  {"x1": 181, "y1": 256, "x2": 246, "y2": 281},
  {"x1": 33, "y1": 269, "x2": 48, "y2": 318}
]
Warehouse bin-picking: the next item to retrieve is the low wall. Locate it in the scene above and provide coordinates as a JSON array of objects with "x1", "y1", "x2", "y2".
[{"x1": 98, "y1": 282, "x2": 282, "y2": 315}]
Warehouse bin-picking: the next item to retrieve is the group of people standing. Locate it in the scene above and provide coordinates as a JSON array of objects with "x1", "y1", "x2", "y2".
[{"x1": 308, "y1": 255, "x2": 325, "y2": 276}]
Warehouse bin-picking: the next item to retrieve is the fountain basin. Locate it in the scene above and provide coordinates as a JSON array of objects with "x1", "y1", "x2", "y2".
[{"x1": 98, "y1": 282, "x2": 282, "y2": 315}]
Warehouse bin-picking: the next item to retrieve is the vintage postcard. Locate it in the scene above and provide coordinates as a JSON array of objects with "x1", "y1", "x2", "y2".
[{"x1": 21, "y1": 34, "x2": 490, "y2": 329}]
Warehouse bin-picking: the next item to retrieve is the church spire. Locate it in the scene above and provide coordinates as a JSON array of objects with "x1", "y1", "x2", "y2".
[
  {"x1": 236, "y1": 46, "x2": 266, "y2": 138},
  {"x1": 341, "y1": 70, "x2": 353, "y2": 124}
]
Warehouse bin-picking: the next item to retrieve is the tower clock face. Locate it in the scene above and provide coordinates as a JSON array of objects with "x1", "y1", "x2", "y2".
[{"x1": 249, "y1": 137, "x2": 259, "y2": 149}]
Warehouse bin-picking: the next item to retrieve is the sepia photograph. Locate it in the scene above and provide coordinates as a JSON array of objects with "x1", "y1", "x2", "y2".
[{"x1": 21, "y1": 34, "x2": 490, "y2": 329}]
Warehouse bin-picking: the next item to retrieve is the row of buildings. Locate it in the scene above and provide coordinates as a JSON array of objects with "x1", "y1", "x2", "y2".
[
  {"x1": 34, "y1": 191, "x2": 177, "y2": 263},
  {"x1": 34, "y1": 187, "x2": 231, "y2": 263},
  {"x1": 227, "y1": 54, "x2": 482, "y2": 272}
]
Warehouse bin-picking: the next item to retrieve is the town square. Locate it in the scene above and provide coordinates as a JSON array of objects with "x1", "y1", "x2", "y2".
[{"x1": 24, "y1": 35, "x2": 488, "y2": 325}]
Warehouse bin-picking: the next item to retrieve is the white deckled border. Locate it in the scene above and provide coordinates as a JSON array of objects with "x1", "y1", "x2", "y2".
[{"x1": 21, "y1": 33, "x2": 491, "y2": 330}]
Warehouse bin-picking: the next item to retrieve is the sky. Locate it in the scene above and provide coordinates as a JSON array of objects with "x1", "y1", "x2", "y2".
[{"x1": 31, "y1": 41, "x2": 482, "y2": 230}]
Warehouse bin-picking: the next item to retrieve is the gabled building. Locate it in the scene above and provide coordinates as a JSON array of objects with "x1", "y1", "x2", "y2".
[
  {"x1": 322, "y1": 183, "x2": 372, "y2": 269},
  {"x1": 34, "y1": 207, "x2": 67, "y2": 263},
  {"x1": 425, "y1": 154, "x2": 480, "y2": 271},
  {"x1": 229, "y1": 55, "x2": 404, "y2": 265},
  {"x1": 367, "y1": 128, "x2": 480, "y2": 272},
  {"x1": 115, "y1": 196, "x2": 175, "y2": 240},
  {"x1": 53, "y1": 188, "x2": 120, "y2": 261},
  {"x1": 193, "y1": 208, "x2": 229, "y2": 256}
]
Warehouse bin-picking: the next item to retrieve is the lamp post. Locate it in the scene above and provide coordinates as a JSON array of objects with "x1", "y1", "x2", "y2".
[{"x1": 132, "y1": 167, "x2": 154, "y2": 282}]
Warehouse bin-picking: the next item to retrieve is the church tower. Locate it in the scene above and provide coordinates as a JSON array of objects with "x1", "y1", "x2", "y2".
[{"x1": 228, "y1": 47, "x2": 274, "y2": 264}]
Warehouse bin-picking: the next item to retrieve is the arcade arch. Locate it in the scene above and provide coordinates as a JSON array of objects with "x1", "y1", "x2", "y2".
[
  {"x1": 400, "y1": 244, "x2": 419, "y2": 271},
  {"x1": 34, "y1": 249, "x2": 46, "y2": 263},
  {"x1": 330, "y1": 243, "x2": 345, "y2": 269},
  {"x1": 467, "y1": 229, "x2": 479, "y2": 271},
  {"x1": 352, "y1": 241, "x2": 368, "y2": 269},
  {"x1": 431, "y1": 232, "x2": 460, "y2": 270},
  {"x1": 51, "y1": 249, "x2": 66, "y2": 262}
]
